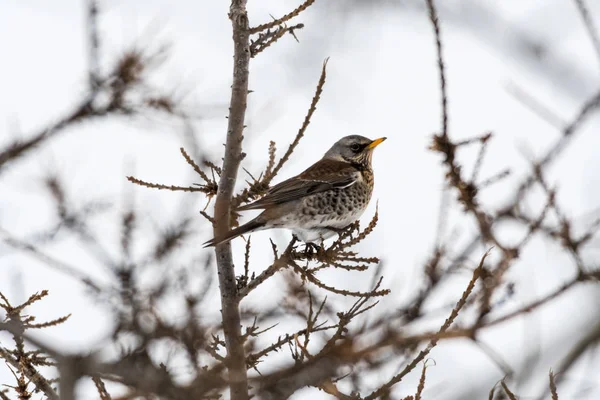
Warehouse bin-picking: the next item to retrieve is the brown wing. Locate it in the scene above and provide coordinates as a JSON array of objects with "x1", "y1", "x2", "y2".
[{"x1": 238, "y1": 159, "x2": 359, "y2": 211}]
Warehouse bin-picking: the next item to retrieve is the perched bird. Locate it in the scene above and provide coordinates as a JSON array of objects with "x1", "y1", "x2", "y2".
[{"x1": 203, "y1": 135, "x2": 386, "y2": 247}]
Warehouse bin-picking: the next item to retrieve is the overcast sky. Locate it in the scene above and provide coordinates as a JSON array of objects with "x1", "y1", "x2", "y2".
[{"x1": 1, "y1": 1, "x2": 600, "y2": 399}]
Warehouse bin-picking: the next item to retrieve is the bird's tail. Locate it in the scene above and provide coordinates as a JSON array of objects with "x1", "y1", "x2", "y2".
[{"x1": 203, "y1": 218, "x2": 266, "y2": 247}]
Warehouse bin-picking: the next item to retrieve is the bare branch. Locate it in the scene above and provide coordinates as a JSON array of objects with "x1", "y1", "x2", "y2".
[
  {"x1": 364, "y1": 250, "x2": 488, "y2": 399},
  {"x1": 425, "y1": 0, "x2": 448, "y2": 138},
  {"x1": 211, "y1": 1, "x2": 251, "y2": 399},
  {"x1": 573, "y1": 0, "x2": 600, "y2": 67},
  {"x1": 0, "y1": 227, "x2": 100, "y2": 291},
  {"x1": 87, "y1": 0, "x2": 101, "y2": 88},
  {"x1": 249, "y1": 0, "x2": 316, "y2": 34},
  {"x1": 0, "y1": 347, "x2": 59, "y2": 400},
  {"x1": 549, "y1": 370, "x2": 559, "y2": 400},
  {"x1": 501, "y1": 380, "x2": 518, "y2": 400},
  {"x1": 126, "y1": 176, "x2": 211, "y2": 193},
  {"x1": 250, "y1": 23, "x2": 305, "y2": 57},
  {"x1": 233, "y1": 58, "x2": 329, "y2": 208}
]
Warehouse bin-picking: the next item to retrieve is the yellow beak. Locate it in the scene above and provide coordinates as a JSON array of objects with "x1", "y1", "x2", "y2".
[{"x1": 367, "y1": 137, "x2": 387, "y2": 149}]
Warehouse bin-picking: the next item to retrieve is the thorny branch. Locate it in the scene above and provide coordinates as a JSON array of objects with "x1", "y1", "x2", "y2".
[
  {"x1": 2, "y1": 0, "x2": 600, "y2": 399},
  {"x1": 211, "y1": 0, "x2": 251, "y2": 399},
  {"x1": 249, "y1": 0, "x2": 315, "y2": 34},
  {"x1": 0, "y1": 46, "x2": 178, "y2": 175},
  {"x1": 250, "y1": 23, "x2": 305, "y2": 58},
  {"x1": 232, "y1": 57, "x2": 329, "y2": 209}
]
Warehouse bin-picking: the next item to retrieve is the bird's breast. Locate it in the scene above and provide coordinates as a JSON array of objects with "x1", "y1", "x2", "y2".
[{"x1": 296, "y1": 179, "x2": 373, "y2": 228}]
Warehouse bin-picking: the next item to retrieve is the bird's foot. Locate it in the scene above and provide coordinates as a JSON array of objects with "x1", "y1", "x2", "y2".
[{"x1": 303, "y1": 242, "x2": 322, "y2": 259}]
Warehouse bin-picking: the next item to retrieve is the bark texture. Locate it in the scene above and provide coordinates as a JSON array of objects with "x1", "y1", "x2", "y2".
[{"x1": 212, "y1": 0, "x2": 251, "y2": 399}]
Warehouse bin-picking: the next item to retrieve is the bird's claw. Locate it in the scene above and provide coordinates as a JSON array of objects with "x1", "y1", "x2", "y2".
[{"x1": 303, "y1": 242, "x2": 322, "y2": 259}]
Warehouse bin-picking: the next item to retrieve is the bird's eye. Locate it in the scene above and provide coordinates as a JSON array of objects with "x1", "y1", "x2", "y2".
[{"x1": 350, "y1": 143, "x2": 361, "y2": 152}]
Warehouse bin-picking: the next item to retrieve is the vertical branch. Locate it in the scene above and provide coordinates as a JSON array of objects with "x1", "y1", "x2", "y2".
[
  {"x1": 212, "y1": 1, "x2": 250, "y2": 399},
  {"x1": 58, "y1": 363, "x2": 77, "y2": 400},
  {"x1": 87, "y1": 0, "x2": 101, "y2": 89},
  {"x1": 426, "y1": 0, "x2": 450, "y2": 259},
  {"x1": 425, "y1": 0, "x2": 448, "y2": 138}
]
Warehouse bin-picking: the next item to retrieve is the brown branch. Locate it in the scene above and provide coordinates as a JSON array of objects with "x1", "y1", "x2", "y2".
[
  {"x1": 549, "y1": 370, "x2": 559, "y2": 400},
  {"x1": 27, "y1": 314, "x2": 71, "y2": 329},
  {"x1": 211, "y1": 1, "x2": 251, "y2": 399},
  {"x1": 365, "y1": 271, "x2": 600, "y2": 352},
  {"x1": 265, "y1": 141, "x2": 276, "y2": 176},
  {"x1": 92, "y1": 376, "x2": 112, "y2": 400},
  {"x1": 0, "y1": 44, "x2": 175, "y2": 174},
  {"x1": 414, "y1": 360, "x2": 431, "y2": 400},
  {"x1": 292, "y1": 263, "x2": 389, "y2": 297},
  {"x1": 248, "y1": 0, "x2": 315, "y2": 34},
  {"x1": 448, "y1": 90, "x2": 600, "y2": 274},
  {"x1": 0, "y1": 293, "x2": 62, "y2": 400},
  {"x1": 0, "y1": 319, "x2": 224, "y2": 399},
  {"x1": 336, "y1": 205, "x2": 378, "y2": 249},
  {"x1": 256, "y1": 290, "x2": 381, "y2": 397},
  {"x1": 481, "y1": 272, "x2": 598, "y2": 329},
  {"x1": 364, "y1": 250, "x2": 487, "y2": 399},
  {"x1": 247, "y1": 322, "x2": 338, "y2": 367},
  {"x1": 425, "y1": 0, "x2": 448, "y2": 138},
  {"x1": 250, "y1": 23, "x2": 305, "y2": 58},
  {"x1": 238, "y1": 238, "x2": 296, "y2": 298},
  {"x1": 0, "y1": 347, "x2": 59, "y2": 400},
  {"x1": 0, "y1": 103, "x2": 100, "y2": 174},
  {"x1": 501, "y1": 380, "x2": 518, "y2": 400},
  {"x1": 268, "y1": 58, "x2": 328, "y2": 182},
  {"x1": 126, "y1": 176, "x2": 210, "y2": 193},
  {"x1": 200, "y1": 210, "x2": 216, "y2": 224},
  {"x1": 258, "y1": 353, "x2": 341, "y2": 400},
  {"x1": 319, "y1": 380, "x2": 354, "y2": 400},
  {"x1": 232, "y1": 58, "x2": 328, "y2": 208},
  {"x1": 180, "y1": 147, "x2": 212, "y2": 184}
]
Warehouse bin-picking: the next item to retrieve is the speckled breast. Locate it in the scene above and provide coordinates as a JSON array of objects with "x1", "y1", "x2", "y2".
[{"x1": 300, "y1": 169, "x2": 374, "y2": 227}]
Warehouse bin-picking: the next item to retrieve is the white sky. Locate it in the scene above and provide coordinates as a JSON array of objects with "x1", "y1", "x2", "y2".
[{"x1": 1, "y1": 0, "x2": 600, "y2": 399}]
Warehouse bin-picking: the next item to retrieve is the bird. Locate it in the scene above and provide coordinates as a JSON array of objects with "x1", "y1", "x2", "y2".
[{"x1": 203, "y1": 135, "x2": 386, "y2": 247}]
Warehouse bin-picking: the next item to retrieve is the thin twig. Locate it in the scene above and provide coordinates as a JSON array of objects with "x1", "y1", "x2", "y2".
[
  {"x1": 87, "y1": 0, "x2": 101, "y2": 89},
  {"x1": 233, "y1": 58, "x2": 329, "y2": 207},
  {"x1": 549, "y1": 370, "x2": 559, "y2": 400},
  {"x1": 0, "y1": 227, "x2": 100, "y2": 291},
  {"x1": 248, "y1": 0, "x2": 315, "y2": 34},
  {"x1": 573, "y1": 0, "x2": 600, "y2": 68},
  {"x1": 425, "y1": 0, "x2": 448, "y2": 138},
  {"x1": 266, "y1": 58, "x2": 328, "y2": 182},
  {"x1": 180, "y1": 147, "x2": 212, "y2": 183},
  {"x1": 126, "y1": 176, "x2": 210, "y2": 192},
  {"x1": 364, "y1": 250, "x2": 488, "y2": 399}
]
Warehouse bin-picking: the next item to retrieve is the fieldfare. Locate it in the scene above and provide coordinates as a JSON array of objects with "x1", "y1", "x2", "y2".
[{"x1": 203, "y1": 135, "x2": 386, "y2": 247}]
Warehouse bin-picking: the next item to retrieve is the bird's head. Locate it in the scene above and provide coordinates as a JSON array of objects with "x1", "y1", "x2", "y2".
[{"x1": 323, "y1": 135, "x2": 387, "y2": 166}]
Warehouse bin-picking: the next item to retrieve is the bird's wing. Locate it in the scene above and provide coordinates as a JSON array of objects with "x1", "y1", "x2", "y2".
[{"x1": 238, "y1": 159, "x2": 359, "y2": 211}]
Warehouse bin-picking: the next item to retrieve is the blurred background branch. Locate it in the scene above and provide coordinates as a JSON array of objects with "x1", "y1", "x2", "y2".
[{"x1": 1, "y1": 0, "x2": 600, "y2": 399}]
